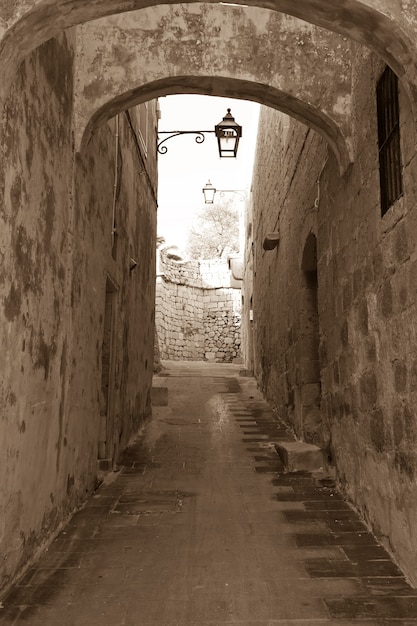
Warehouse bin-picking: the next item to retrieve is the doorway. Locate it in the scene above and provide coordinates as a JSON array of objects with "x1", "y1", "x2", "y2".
[
  {"x1": 98, "y1": 277, "x2": 118, "y2": 466},
  {"x1": 299, "y1": 232, "x2": 322, "y2": 446}
]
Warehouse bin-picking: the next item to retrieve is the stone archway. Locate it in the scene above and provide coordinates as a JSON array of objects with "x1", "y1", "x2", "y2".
[
  {"x1": 1, "y1": 0, "x2": 416, "y2": 111},
  {"x1": 73, "y1": 6, "x2": 353, "y2": 172}
]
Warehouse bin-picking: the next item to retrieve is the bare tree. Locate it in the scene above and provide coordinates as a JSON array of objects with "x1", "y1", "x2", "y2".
[{"x1": 186, "y1": 199, "x2": 240, "y2": 260}]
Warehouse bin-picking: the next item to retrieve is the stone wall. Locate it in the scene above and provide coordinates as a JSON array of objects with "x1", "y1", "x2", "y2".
[
  {"x1": 0, "y1": 32, "x2": 158, "y2": 592},
  {"x1": 156, "y1": 256, "x2": 241, "y2": 362},
  {"x1": 246, "y1": 45, "x2": 417, "y2": 584}
]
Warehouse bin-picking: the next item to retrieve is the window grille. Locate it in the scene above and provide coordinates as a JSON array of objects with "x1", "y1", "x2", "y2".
[{"x1": 376, "y1": 66, "x2": 403, "y2": 216}]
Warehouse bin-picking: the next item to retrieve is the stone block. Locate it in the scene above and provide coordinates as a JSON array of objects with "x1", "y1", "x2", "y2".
[
  {"x1": 359, "y1": 369, "x2": 378, "y2": 409},
  {"x1": 275, "y1": 441, "x2": 324, "y2": 473},
  {"x1": 151, "y1": 386, "x2": 168, "y2": 406},
  {"x1": 394, "y1": 360, "x2": 407, "y2": 393},
  {"x1": 299, "y1": 358, "x2": 320, "y2": 383},
  {"x1": 301, "y1": 382, "x2": 321, "y2": 406}
]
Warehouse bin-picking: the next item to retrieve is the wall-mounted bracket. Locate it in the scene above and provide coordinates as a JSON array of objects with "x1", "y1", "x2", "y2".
[{"x1": 263, "y1": 231, "x2": 280, "y2": 251}]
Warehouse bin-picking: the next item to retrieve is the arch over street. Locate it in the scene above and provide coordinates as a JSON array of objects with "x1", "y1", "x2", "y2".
[
  {"x1": 1, "y1": 0, "x2": 416, "y2": 109},
  {"x1": 80, "y1": 76, "x2": 352, "y2": 174},
  {"x1": 75, "y1": 6, "x2": 353, "y2": 172}
]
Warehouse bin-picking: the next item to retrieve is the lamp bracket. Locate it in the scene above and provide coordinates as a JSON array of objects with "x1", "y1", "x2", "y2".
[
  {"x1": 202, "y1": 180, "x2": 247, "y2": 204},
  {"x1": 218, "y1": 190, "x2": 247, "y2": 202},
  {"x1": 157, "y1": 130, "x2": 215, "y2": 154},
  {"x1": 263, "y1": 231, "x2": 280, "y2": 251}
]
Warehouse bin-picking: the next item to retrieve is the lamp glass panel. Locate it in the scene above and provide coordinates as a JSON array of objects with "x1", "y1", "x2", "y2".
[
  {"x1": 203, "y1": 183, "x2": 216, "y2": 203},
  {"x1": 219, "y1": 133, "x2": 238, "y2": 157},
  {"x1": 204, "y1": 188, "x2": 215, "y2": 203}
]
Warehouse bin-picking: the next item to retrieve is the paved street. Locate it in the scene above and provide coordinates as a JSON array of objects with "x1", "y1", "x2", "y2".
[{"x1": 1, "y1": 361, "x2": 417, "y2": 625}]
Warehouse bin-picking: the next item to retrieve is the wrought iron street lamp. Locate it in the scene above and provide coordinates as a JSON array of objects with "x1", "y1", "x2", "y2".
[
  {"x1": 214, "y1": 109, "x2": 242, "y2": 158},
  {"x1": 157, "y1": 109, "x2": 242, "y2": 158},
  {"x1": 202, "y1": 180, "x2": 217, "y2": 204},
  {"x1": 202, "y1": 180, "x2": 247, "y2": 204}
]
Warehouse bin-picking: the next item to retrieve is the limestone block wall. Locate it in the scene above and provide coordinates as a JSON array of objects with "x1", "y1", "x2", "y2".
[
  {"x1": 246, "y1": 45, "x2": 417, "y2": 584},
  {"x1": 0, "y1": 32, "x2": 158, "y2": 592},
  {"x1": 156, "y1": 257, "x2": 241, "y2": 362}
]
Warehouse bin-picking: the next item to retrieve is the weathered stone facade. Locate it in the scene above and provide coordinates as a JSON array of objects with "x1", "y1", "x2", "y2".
[
  {"x1": 246, "y1": 46, "x2": 417, "y2": 584},
  {"x1": 0, "y1": 32, "x2": 158, "y2": 591},
  {"x1": 156, "y1": 255, "x2": 241, "y2": 362}
]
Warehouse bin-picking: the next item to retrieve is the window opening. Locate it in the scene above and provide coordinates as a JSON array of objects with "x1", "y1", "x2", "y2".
[{"x1": 376, "y1": 66, "x2": 403, "y2": 216}]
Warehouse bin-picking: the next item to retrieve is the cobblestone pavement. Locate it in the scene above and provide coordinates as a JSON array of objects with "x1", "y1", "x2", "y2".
[{"x1": 2, "y1": 361, "x2": 417, "y2": 625}]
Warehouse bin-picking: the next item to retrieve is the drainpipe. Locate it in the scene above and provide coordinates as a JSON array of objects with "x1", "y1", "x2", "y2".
[{"x1": 112, "y1": 115, "x2": 119, "y2": 245}]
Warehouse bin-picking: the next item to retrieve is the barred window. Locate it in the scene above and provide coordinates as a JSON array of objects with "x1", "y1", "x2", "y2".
[{"x1": 376, "y1": 66, "x2": 403, "y2": 216}]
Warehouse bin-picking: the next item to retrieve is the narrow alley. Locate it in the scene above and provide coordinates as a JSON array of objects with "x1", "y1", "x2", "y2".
[{"x1": 2, "y1": 362, "x2": 417, "y2": 625}]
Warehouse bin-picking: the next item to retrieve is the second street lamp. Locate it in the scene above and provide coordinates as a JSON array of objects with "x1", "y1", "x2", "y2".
[
  {"x1": 202, "y1": 180, "x2": 247, "y2": 204},
  {"x1": 202, "y1": 180, "x2": 217, "y2": 204}
]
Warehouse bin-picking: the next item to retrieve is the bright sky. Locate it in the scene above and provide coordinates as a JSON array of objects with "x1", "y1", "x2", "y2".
[{"x1": 157, "y1": 95, "x2": 260, "y2": 252}]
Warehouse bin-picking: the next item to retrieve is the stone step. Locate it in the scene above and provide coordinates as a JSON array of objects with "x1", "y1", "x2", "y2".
[{"x1": 275, "y1": 440, "x2": 325, "y2": 472}]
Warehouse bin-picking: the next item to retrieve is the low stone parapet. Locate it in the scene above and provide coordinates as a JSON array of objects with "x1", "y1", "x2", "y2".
[{"x1": 156, "y1": 256, "x2": 241, "y2": 362}]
